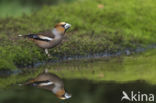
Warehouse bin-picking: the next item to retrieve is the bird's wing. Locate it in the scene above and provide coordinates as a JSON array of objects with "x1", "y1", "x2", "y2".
[
  {"x1": 28, "y1": 80, "x2": 55, "y2": 91},
  {"x1": 38, "y1": 30, "x2": 55, "y2": 38},
  {"x1": 25, "y1": 34, "x2": 53, "y2": 42},
  {"x1": 38, "y1": 35, "x2": 54, "y2": 41},
  {"x1": 28, "y1": 80, "x2": 54, "y2": 87},
  {"x1": 38, "y1": 81, "x2": 54, "y2": 86}
]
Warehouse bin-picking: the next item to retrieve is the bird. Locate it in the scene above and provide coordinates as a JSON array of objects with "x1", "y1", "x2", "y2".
[
  {"x1": 22, "y1": 69, "x2": 72, "y2": 100},
  {"x1": 18, "y1": 22, "x2": 71, "y2": 57}
]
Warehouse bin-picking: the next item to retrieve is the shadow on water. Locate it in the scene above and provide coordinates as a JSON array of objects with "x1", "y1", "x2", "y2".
[{"x1": 0, "y1": 79, "x2": 156, "y2": 103}]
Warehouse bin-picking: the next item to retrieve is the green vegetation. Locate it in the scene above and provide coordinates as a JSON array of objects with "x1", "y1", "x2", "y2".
[
  {"x1": 0, "y1": 0, "x2": 156, "y2": 70},
  {"x1": 48, "y1": 49, "x2": 156, "y2": 84},
  {"x1": 0, "y1": 49, "x2": 156, "y2": 89},
  {"x1": 0, "y1": 0, "x2": 74, "y2": 18},
  {"x1": 0, "y1": 1, "x2": 155, "y2": 102},
  {"x1": 0, "y1": 50, "x2": 156, "y2": 103}
]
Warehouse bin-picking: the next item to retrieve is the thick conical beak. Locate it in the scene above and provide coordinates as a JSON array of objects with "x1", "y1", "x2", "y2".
[
  {"x1": 64, "y1": 92, "x2": 72, "y2": 99},
  {"x1": 59, "y1": 92, "x2": 72, "y2": 100},
  {"x1": 64, "y1": 23, "x2": 71, "y2": 30}
]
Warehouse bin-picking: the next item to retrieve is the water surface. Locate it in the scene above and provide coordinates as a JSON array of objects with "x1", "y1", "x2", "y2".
[
  {"x1": 0, "y1": 80, "x2": 156, "y2": 103},
  {"x1": 0, "y1": 49, "x2": 156, "y2": 103}
]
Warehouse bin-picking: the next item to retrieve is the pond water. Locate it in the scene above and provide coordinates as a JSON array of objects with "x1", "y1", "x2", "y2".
[
  {"x1": 0, "y1": 79, "x2": 156, "y2": 103},
  {"x1": 0, "y1": 49, "x2": 155, "y2": 103}
]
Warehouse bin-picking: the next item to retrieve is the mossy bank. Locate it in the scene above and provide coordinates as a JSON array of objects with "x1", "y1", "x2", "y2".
[
  {"x1": 0, "y1": 49, "x2": 156, "y2": 88},
  {"x1": 0, "y1": 0, "x2": 156, "y2": 70}
]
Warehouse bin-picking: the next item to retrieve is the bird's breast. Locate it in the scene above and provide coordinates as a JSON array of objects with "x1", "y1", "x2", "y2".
[{"x1": 34, "y1": 38, "x2": 63, "y2": 49}]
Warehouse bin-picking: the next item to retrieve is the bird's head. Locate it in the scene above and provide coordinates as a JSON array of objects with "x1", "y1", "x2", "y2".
[
  {"x1": 55, "y1": 89, "x2": 72, "y2": 100},
  {"x1": 53, "y1": 22, "x2": 71, "y2": 35}
]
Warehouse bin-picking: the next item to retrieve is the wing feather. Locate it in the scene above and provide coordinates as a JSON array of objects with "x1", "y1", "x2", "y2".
[{"x1": 25, "y1": 34, "x2": 53, "y2": 42}]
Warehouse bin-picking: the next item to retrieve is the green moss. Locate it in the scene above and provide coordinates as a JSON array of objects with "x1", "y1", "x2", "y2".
[
  {"x1": 0, "y1": 59, "x2": 16, "y2": 70},
  {"x1": 0, "y1": 50, "x2": 155, "y2": 88},
  {"x1": 0, "y1": 0, "x2": 156, "y2": 70},
  {"x1": 47, "y1": 49, "x2": 156, "y2": 84},
  {"x1": 0, "y1": 41, "x2": 45, "y2": 69},
  {"x1": 0, "y1": 0, "x2": 75, "y2": 18}
]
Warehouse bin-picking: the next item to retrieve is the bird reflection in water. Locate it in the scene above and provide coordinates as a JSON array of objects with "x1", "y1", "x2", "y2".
[{"x1": 21, "y1": 69, "x2": 72, "y2": 100}]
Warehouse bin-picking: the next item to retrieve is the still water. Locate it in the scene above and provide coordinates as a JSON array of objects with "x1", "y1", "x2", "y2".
[
  {"x1": 0, "y1": 79, "x2": 156, "y2": 103},
  {"x1": 0, "y1": 50, "x2": 156, "y2": 103}
]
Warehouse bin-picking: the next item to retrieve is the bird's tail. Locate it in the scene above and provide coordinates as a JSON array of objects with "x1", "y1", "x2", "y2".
[
  {"x1": 18, "y1": 34, "x2": 23, "y2": 37},
  {"x1": 18, "y1": 83, "x2": 24, "y2": 86},
  {"x1": 18, "y1": 34, "x2": 28, "y2": 38},
  {"x1": 18, "y1": 34, "x2": 37, "y2": 38},
  {"x1": 18, "y1": 79, "x2": 35, "y2": 86},
  {"x1": 24, "y1": 79, "x2": 36, "y2": 85}
]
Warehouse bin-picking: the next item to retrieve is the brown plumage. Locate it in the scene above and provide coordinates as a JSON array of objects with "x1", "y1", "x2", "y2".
[
  {"x1": 23, "y1": 69, "x2": 71, "y2": 100},
  {"x1": 19, "y1": 22, "x2": 71, "y2": 57}
]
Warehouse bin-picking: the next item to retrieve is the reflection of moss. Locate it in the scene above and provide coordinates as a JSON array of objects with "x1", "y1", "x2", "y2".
[
  {"x1": 0, "y1": 0, "x2": 156, "y2": 70},
  {"x1": 48, "y1": 50, "x2": 156, "y2": 84},
  {"x1": 0, "y1": 50, "x2": 155, "y2": 89},
  {"x1": 0, "y1": 59, "x2": 16, "y2": 70}
]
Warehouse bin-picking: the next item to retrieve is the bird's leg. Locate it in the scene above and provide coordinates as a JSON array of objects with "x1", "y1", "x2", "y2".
[
  {"x1": 45, "y1": 49, "x2": 48, "y2": 55},
  {"x1": 45, "y1": 49, "x2": 51, "y2": 57}
]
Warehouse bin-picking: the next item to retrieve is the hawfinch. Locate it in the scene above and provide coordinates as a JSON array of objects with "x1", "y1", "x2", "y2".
[
  {"x1": 19, "y1": 22, "x2": 71, "y2": 57},
  {"x1": 23, "y1": 69, "x2": 72, "y2": 100}
]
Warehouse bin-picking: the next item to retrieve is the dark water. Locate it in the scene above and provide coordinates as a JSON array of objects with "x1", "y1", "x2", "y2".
[
  {"x1": 0, "y1": 48, "x2": 155, "y2": 103},
  {"x1": 0, "y1": 79, "x2": 156, "y2": 103}
]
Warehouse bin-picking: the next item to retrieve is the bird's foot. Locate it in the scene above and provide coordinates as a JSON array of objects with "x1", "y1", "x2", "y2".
[{"x1": 47, "y1": 53, "x2": 52, "y2": 58}]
